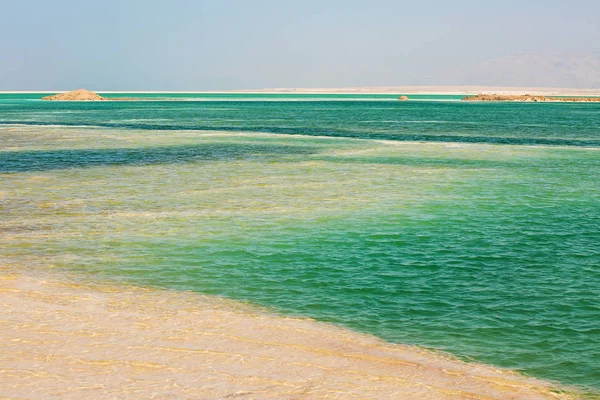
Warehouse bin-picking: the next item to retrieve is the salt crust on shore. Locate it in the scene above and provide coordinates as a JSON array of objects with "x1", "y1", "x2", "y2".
[{"x1": 0, "y1": 270, "x2": 575, "y2": 399}]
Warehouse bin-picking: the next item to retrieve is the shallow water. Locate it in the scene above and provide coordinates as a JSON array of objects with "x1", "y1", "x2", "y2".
[
  {"x1": 1, "y1": 271, "x2": 574, "y2": 399},
  {"x1": 1, "y1": 95, "x2": 599, "y2": 392}
]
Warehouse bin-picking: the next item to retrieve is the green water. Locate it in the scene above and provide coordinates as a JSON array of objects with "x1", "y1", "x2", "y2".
[{"x1": 1, "y1": 94, "x2": 599, "y2": 393}]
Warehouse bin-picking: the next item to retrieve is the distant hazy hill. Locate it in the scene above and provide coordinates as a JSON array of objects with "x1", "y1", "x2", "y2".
[{"x1": 444, "y1": 53, "x2": 600, "y2": 88}]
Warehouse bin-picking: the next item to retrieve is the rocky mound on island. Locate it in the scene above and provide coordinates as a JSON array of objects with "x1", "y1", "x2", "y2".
[
  {"x1": 42, "y1": 89, "x2": 106, "y2": 101},
  {"x1": 463, "y1": 94, "x2": 600, "y2": 102}
]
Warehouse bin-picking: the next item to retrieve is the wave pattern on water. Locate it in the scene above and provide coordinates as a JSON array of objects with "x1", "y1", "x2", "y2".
[
  {"x1": 1, "y1": 97, "x2": 600, "y2": 393},
  {"x1": 0, "y1": 98, "x2": 599, "y2": 147}
]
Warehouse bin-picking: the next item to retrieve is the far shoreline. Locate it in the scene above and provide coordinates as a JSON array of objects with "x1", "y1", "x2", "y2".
[{"x1": 2, "y1": 85, "x2": 600, "y2": 96}]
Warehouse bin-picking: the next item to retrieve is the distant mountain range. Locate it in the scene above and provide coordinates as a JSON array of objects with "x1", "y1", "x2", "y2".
[{"x1": 441, "y1": 52, "x2": 600, "y2": 88}]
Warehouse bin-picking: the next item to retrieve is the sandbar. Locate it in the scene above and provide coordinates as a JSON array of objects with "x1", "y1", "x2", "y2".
[{"x1": 0, "y1": 269, "x2": 576, "y2": 399}]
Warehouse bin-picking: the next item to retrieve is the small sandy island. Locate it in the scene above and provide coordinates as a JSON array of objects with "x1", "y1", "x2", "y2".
[
  {"x1": 0, "y1": 270, "x2": 577, "y2": 399},
  {"x1": 42, "y1": 89, "x2": 106, "y2": 101},
  {"x1": 462, "y1": 94, "x2": 600, "y2": 102}
]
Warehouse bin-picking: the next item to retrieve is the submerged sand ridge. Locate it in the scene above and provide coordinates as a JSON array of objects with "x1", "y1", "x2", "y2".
[
  {"x1": 42, "y1": 89, "x2": 106, "y2": 101},
  {"x1": 0, "y1": 271, "x2": 576, "y2": 399}
]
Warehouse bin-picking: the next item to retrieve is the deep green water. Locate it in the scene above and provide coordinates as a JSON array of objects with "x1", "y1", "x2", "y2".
[{"x1": 1, "y1": 94, "x2": 599, "y2": 393}]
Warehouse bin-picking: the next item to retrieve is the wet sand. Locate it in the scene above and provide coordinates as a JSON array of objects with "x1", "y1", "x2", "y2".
[{"x1": 0, "y1": 270, "x2": 575, "y2": 399}]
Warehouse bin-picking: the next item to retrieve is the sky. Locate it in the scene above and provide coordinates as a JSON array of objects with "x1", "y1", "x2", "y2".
[{"x1": 1, "y1": 0, "x2": 599, "y2": 90}]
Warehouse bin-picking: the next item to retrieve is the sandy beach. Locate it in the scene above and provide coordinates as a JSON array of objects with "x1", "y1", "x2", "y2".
[{"x1": 0, "y1": 269, "x2": 576, "y2": 399}]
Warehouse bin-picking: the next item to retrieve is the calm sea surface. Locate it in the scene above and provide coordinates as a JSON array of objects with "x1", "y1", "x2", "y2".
[{"x1": 1, "y1": 93, "x2": 599, "y2": 392}]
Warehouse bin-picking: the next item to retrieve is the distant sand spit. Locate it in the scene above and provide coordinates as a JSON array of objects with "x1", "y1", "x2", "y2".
[
  {"x1": 463, "y1": 94, "x2": 600, "y2": 102},
  {"x1": 0, "y1": 270, "x2": 576, "y2": 399}
]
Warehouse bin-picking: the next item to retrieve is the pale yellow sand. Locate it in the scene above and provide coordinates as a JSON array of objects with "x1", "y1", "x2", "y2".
[{"x1": 0, "y1": 271, "x2": 575, "y2": 399}]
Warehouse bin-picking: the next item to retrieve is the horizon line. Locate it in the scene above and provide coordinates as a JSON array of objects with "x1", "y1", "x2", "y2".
[{"x1": 2, "y1": 85, "x2": 600, "y2": 95}]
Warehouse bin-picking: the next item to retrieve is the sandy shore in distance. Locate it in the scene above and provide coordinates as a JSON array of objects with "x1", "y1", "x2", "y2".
[
  {"x1": 0, "y1": 269, "x2": 576, "y2": 399},
  {"x1": 3, "y1": 86, "x2": 600, "y2": 96},
  {"x1": 252, "y1": 86, "x2": 600, "y2": 96}
]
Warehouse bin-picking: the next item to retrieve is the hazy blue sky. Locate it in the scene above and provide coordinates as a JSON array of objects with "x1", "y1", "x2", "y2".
[{"x1": 1, "y1": 0, "x2": 599, "y2": 90}]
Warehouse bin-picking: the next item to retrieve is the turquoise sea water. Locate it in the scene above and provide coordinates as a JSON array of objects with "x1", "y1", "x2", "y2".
[{"x1": 1, "y1": 94, "x2": 599, "y2": 393}]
